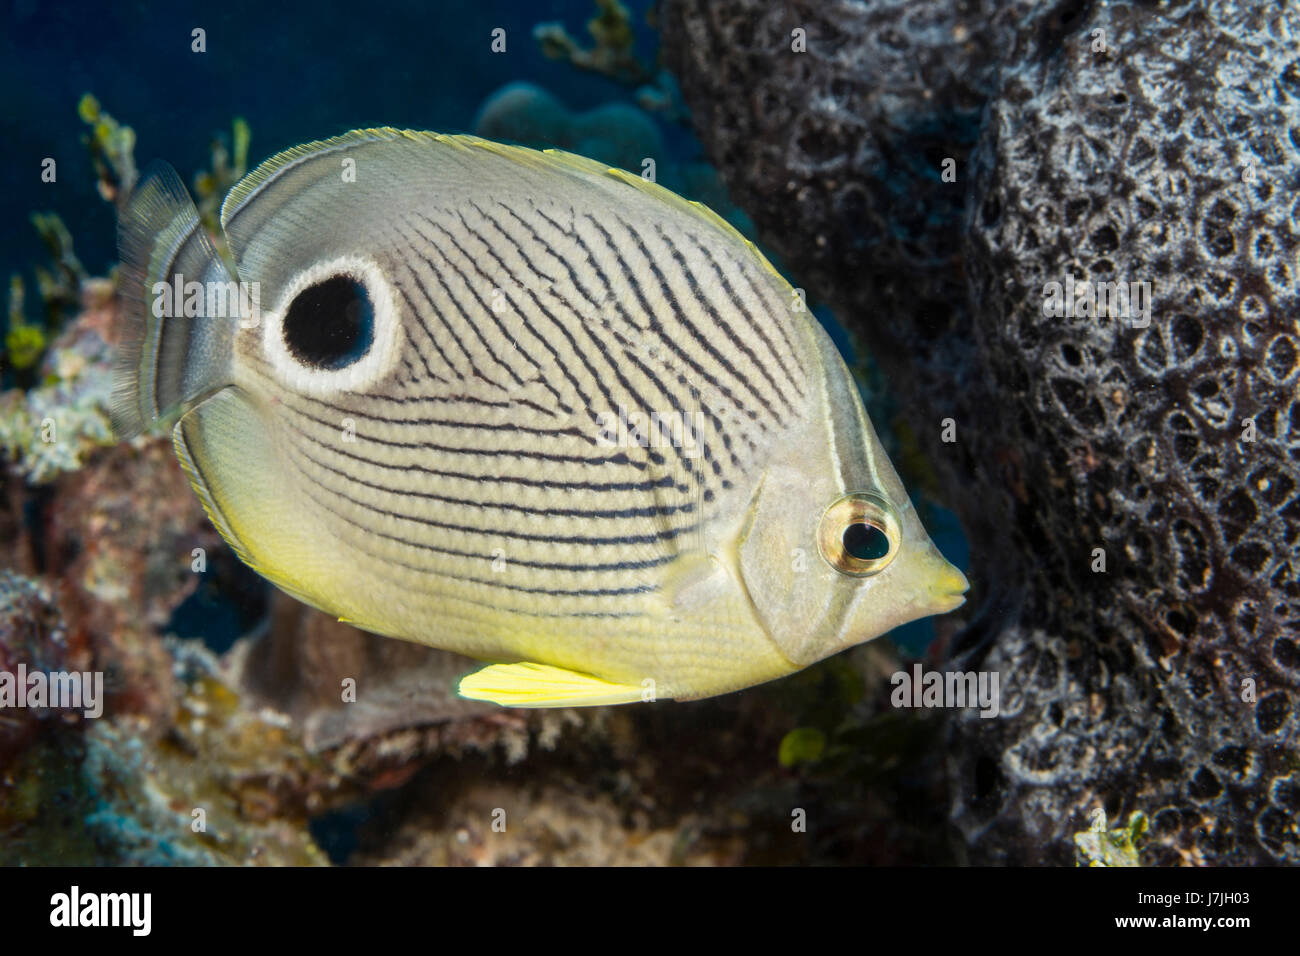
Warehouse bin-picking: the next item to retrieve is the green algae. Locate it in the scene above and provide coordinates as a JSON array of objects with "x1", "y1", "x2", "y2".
[
  {"x1": 778, "y1": 727, "x2": 827, "y2": 768},
  {"x1": 1074, "y1": 810, "x2": 1149, "y2": 867},
  {"x1": 78, "y1": 93, "x2": 137, "y2": 209},
  {"x1": 535, "y1": 0, "x2": 652, "y2": 86}
]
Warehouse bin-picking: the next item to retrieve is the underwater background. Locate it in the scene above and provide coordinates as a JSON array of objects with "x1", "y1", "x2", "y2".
[{"x1": 1, "y1": 0, "x2": 1296, "y2": 866}]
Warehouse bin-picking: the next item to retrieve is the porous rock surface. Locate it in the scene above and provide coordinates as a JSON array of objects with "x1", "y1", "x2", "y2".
[{"x1": 660, "y1": 0, "x2": 1300, "y2": 863}]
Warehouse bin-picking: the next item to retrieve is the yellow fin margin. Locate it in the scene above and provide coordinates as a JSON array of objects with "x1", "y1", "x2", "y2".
[
  {"x1": 221, "y1": 127, "x2": 787, "y2": 285},
  {"x1": 458, "y1": 662, "x2": 646, "y2": 708}
]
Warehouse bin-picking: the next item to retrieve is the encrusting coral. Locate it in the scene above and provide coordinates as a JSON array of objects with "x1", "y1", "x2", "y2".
[{"x1": 660, "y1": 0, "x2": 1300, "y2": 864}]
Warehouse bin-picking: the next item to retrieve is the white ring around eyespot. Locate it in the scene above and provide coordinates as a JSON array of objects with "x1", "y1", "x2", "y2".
[{"x1": 259, "y1": 255, "x2": 400, "y2": 397}]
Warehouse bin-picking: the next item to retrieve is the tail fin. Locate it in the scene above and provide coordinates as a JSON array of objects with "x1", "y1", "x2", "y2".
[{"x1": 113, "y1": 162, "x2": 242, "y2": 438}]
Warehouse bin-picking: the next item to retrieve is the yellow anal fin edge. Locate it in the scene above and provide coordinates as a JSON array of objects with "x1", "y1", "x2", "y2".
[{"x1": 458, "y1": 662, "x2": 645, "y2": 708}]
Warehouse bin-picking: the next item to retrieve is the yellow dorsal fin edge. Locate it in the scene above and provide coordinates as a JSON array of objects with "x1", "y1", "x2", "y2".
[{"x1": 221, "y1": 128, "x2": 787, "y2": 285}]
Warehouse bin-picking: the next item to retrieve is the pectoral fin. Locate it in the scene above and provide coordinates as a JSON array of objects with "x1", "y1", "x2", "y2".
[
  {"x1": 659, "y1": 552, "x2": 734, "y2": 613},
  {"x1": 458, "y1": 662, "x2": 646, "y2": 708}
]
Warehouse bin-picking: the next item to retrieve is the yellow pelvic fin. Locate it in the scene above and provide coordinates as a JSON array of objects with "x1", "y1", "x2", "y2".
[{"x1": 458, "y1": 662, "x2": 646, "y2": 709}]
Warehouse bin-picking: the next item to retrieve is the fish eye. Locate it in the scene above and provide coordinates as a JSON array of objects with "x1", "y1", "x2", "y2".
[
  {"x1": 282, "y1": 275, "x2": 375, "y2": 369},
  {"x1": 817, "y1": 492, "x2": 901, "y2": 576}
]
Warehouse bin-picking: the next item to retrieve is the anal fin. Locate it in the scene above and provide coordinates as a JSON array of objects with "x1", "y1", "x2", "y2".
[{"x1": 458, "y1": 662, "x2": 645, "y2": 708}]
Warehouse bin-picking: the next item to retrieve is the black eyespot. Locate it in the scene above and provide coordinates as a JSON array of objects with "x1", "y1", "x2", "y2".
[
  {"x1": 842, "y1": 522, "x2": 890, "y2": 561},
  {"x1": 282, "y1": 275, "x2": 374, "y2": 369}
]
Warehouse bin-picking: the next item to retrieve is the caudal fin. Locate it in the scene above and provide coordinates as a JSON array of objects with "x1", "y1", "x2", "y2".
[{"x1": 113, "y1": 162, "x2": 242, "y2": 438}]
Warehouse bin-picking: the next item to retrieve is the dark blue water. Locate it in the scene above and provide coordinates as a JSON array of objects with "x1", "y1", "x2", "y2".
[{"x1": 2, "y1": 0, "x2": 670, "y2": 277}]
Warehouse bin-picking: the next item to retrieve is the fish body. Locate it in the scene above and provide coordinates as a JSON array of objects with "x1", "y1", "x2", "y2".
[{"x1": 114, "y1": 129, "x2": 967, "y2": 707}]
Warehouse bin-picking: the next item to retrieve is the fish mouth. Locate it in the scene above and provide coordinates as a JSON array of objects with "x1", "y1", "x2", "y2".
[
  {"x1": 932, "y1": 590, "x2": 968, "y2": 614},
  {"x1": 930, "y1": 563, "x2": 970, "y2": 614}
]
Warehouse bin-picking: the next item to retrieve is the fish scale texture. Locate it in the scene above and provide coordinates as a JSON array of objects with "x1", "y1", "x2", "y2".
[{"x1": 660, "y1": 0, "x2": 1300, "y2": 864}]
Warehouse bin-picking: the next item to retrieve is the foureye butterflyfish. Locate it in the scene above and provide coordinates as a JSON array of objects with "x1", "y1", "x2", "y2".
[{"x1": 113, "y1": 128, "x2": 968, "y2": 707}]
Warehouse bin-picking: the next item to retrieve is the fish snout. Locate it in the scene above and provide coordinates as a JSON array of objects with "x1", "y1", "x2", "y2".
[{"x1": 929, "y1": 561, "x2": 970, "y2": 614}]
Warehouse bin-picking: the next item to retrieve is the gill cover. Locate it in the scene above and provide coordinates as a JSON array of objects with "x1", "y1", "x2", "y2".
[{"x1": 113, "y1": 163, "x2": 239, "y2": 438}]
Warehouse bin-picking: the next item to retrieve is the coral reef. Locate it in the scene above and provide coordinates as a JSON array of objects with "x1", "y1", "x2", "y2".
[
  {"x1": 5, "y1": 213, "x2": 92, "y2": 382},
  {"x1": 28, "y1": 16, "x2": 1295, "y2": 863},
  {"x1": 192, "y1": 117, "x2": 251, "y2": 263},
  {"x1": 345, "y1": 641, "x2": 952, "y2": 866},
  {"x1": 535, "y1": 0, "x2": 653, "y2": 87},
  {"x1": 474, "y1": 82, "x2": 751, "y2": 238},
  {"x1": 0, "y1": 280, "x2": 116, "y2": 483},
  {"x1": 956, "y1": 0, "x2": 1300, "y2": 866},
  {"x1": 77, "y1": 94, "x2": 137, "y2": 211},
  {"x1": 660, "y1": 0, "x2": 1300, "y2": 864},
  {"x1": 77, "y1": 642, "x2": 330, "y2": 867},
  {"x1": 0, "y1": 67, "x2": 1012, "y2": 866},
  {"x1": 0, "y1": 299, "x2": 615, "y2": 863},
  {"x1": 1074, "y1": 810, "x2": 1149, "y2": 867},
  {"x1": 0, "y1": 572, "x2": 85, "y2": 770},
  {"x1": 475, "y1": 82, "x2": 664, "y2": 178}
]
